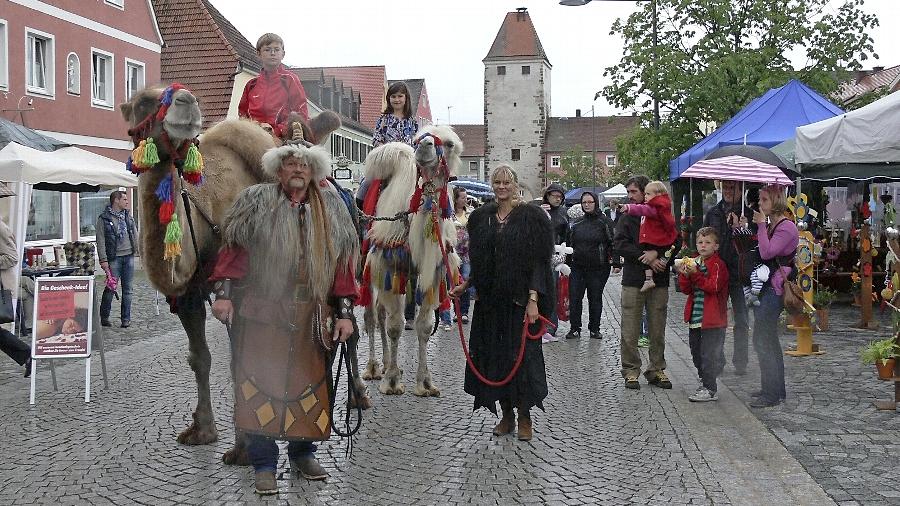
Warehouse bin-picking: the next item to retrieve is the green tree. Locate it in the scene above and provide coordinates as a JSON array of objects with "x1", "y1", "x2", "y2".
[
  {"x1": 558, "y1": 147, "x2": 596, "y2": 188},
  {"x1": 603, "y1": 0, "x2": 879, "y2": 179}
]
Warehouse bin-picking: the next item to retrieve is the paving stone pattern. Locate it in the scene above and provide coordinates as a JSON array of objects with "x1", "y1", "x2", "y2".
[
  {"x1": 0, "y1": 271, "x2": 889, "y2": 504},
  {"x1": 672, "y1": 291, "x2": 900, "y2": 506}
]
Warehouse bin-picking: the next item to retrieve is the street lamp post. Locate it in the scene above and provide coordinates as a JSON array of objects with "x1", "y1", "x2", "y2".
[
  {"x1": 561, "y1": 0, "x2": 660, "y2": 131},
  {"x1": 591, "y1": 104, "x2": 596, "y2": 188}
]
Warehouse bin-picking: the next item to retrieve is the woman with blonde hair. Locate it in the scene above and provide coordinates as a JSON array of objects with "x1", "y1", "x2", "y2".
[
  {"x1": 451, "y1": 165, "x2": 553, "y2": 441},
  {"x1": 749, "y1": 184, "x2": 798, "y2": 408}
]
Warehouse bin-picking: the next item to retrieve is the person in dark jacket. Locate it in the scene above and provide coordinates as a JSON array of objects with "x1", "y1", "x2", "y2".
[
  {"x1": 539, "y1": 183, "x2": 569, "y2": 245},
  {"x1": 96, "y1": 190, "x2": 138, "y2": 328},
  {"x1": 702, "y1": 180, "x2": 755, "y2": 375},
  {"x1": 565, "y1": 191, "x2": 620, "y2": 339},
  {"x1": 535, "y1": 183, "x2": 568, "y2": 339},
  {"x1": 613, "y1": 175, "x2": 680, "y2": 390}
]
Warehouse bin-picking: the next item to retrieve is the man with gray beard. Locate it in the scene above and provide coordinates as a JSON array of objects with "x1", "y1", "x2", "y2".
[{"x1": 209, "y1": 144, "x2": 359, "y2": 494}]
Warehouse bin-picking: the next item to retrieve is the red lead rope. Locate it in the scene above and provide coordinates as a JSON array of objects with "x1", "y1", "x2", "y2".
[{"x1": 433, "y1": 211, "x2": 556, "y2": 387}]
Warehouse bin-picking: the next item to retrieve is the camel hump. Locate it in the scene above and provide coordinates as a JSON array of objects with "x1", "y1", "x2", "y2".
[
  {"x1": 200, "y1": 118, "x2": 276, "y2": 183},
  {"x1": 364, "y1": 142, "x2": 415, "y2": 181}
]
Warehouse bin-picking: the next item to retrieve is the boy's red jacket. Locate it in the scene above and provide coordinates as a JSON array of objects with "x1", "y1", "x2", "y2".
[
  {"x1": 238, "y1": 64, "x2": 309, "y2": 138},
  {"x1": 678, "y1": 252, "x2": 729, "y2": 329}
]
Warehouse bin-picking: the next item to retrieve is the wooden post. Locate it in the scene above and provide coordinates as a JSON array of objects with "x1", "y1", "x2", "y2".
[
  {"x1": 786, "y1": 214, "x2": 824, "y2": 356},
  {"x1": 856, "y1": 223, "x2": 879, "y2": 330}
]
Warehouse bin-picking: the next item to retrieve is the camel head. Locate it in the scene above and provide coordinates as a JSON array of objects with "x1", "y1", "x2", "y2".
[
  {"x1": 412, "y1": 125, "x2": 463, "y2": 185},
  {"x1": 119, "y1": 84, "x2": 202, "y2": 161}
]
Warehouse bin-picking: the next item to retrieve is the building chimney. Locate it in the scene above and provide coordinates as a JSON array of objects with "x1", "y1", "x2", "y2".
[
  {"x1": 575, "y1": 109, "x2": 581, "y2": 117},
  {"x1": 874, "y1": 66, "x2": 885, "y2": 73},
  {"x1": 516, "y1": 7, "x2": 527, "y2": 20}
]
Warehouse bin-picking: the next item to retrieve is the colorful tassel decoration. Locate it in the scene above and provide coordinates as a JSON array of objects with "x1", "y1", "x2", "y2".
[
  {"x1": 163, "y1": 214, "x2": 183, "y2": 261},
  {"x1": 155, "y1": 174, "x2": 173, "y2": 202},
  {"x1": 182, "y1": 144, "x2": 203, "y2": 185},
  {"x1": 158, "y1": 201, "x2": 175, "y2": 223},
  {"x1": 131, "y1": 141, "x2": 148, "y2": 170},
  {"x1": 142, "y1": 138, "x2": 160, "y2": 167}
]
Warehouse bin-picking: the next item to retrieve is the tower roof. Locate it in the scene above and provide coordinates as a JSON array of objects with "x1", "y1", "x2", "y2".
[{"x1": 484, "y1": 8, "x2": 550, "y2": 65}]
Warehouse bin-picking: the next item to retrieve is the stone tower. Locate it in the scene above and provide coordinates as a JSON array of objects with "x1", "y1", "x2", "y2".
[{"x1": 483, "y1": 7, "x2": 551, "y2": 199}]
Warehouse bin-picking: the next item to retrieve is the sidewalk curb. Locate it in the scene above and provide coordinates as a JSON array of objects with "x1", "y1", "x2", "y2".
[{"x1": 662, "y1": 328, "x2": 836, "y2": 505}]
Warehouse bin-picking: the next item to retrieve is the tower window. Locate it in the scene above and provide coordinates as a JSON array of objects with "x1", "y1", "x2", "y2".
[
  {"x1": 521, "y1": 66, "x2": 530, "y2": 75},
  {"x1": 497, "y1": 66, "x2": 506, "y2": 75},
  {"x1": 511, "y1": 149, "x2": 520, "y2": 161}
]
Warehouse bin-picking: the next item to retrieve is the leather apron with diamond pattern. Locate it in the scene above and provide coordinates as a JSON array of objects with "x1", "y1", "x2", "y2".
[{"x1": 230, "y1": 249, "x2": 334, "y2": 441}]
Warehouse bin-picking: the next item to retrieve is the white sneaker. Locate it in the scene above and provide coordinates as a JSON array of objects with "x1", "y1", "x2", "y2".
[
  {"x1": 689, "y1": 387, "x2": 718, "y2": 402},
  {"x1": 442, "y1": 324, "x2": 453, "y2": 331}
]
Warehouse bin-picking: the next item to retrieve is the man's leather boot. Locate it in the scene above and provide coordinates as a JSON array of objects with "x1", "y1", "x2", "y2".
[
  {"x1": 492, "y1": 401, "x2": 515, "y2": 436},
  {"x1": 517, "y1": 408, "x2": 533, "y2": 441}
]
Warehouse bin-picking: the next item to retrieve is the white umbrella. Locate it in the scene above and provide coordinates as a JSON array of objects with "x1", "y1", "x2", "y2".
[
  {"x1": 600, "y1": 183, "x2": 627, "y2": 198},
  {"x1": 0, "y1": 142, "x2": 136, "y2": 188}
]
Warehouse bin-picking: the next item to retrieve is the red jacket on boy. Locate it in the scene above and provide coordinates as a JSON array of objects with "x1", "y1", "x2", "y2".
[
  {"x1": 678, "y1": 252, "x2": 729, "y2": 329},
  {"x1": 238, "y1": 64, "x2": 309, "y2": 138}
]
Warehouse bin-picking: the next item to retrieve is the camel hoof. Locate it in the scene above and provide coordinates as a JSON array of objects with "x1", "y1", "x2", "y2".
[
  {"x1": 413, "y1": 385, "x2": 441, "y2": 397},
  {"x1": 222, "y1": 445, "x2": 251, "y2": 466},
  {"x1": 349, "y1": 395, "x2": 373, "y2": 410},
  {"x1": 379, "y1": 382, "x2": 405, "y2": 395},
  {"x1": 362, "y1": 361, "x2": 382, "y2": 380},
  {"x1": 177, "y1": 422, "x2": 218, "y2": 445}
]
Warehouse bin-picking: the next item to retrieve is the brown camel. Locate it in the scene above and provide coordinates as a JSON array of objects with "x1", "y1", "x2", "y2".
[{"x1": 120, "y1": 85, "x2": 366, "y2": 465}]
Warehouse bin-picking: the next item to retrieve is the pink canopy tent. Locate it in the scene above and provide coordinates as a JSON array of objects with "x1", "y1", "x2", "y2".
[{"x1": 679, "y1": 155, "x2": 793, "y2": 185}]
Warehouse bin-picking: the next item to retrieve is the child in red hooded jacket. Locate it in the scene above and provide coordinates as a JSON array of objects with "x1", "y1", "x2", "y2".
[{"x1": 619, "y1": 181, "x2": 677, "y2": 292}]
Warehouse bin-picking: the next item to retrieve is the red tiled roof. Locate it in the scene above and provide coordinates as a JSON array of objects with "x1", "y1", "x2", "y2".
[
  {"x1": 306, "y1": 66, "x2": 387, "y2": 130},
  {"x1": 451, "y1": 124, "x2": 485, "y2": 157},
  {"x1": 836, "y1": 65, "x2": 900, "y2": 105},
  {"x1": 545, "y1": 116, "x2": 640, "y2": 153},
  {"x1": 484, "y1": 9, "x2": 549, "y2": 64},
  {"x1": 152, "y1": 0, "x2": 261, "y2": 127}
]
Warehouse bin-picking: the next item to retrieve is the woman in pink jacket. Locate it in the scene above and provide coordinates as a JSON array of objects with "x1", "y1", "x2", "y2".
[{"x1": 750, "y1": 185, "x2": 798, "y2": 408}]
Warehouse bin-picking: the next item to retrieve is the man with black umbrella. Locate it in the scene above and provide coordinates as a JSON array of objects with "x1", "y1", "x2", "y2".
[{"x1": 703, "y1": 180, "x2": 754, "y2": 375}]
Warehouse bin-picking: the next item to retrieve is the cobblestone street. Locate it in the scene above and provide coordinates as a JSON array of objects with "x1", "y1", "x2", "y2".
[{"x1": 0, "y1": 271, "x2": 896, "y2": 504}]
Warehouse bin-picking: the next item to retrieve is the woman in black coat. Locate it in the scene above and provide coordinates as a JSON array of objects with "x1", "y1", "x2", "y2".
[
  {"x1": 565, "y1": 191, "x2": 619, "y2": 340},
  {"x1": 450, "y1": 165, "x2": 554, "y2": 442}
]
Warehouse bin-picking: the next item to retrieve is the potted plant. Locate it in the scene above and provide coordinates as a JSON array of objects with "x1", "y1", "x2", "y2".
[
  {"x1": 813, "y1": 287, "x2": 836, "y2": 331},
  {"x1": 851, "y1": 272, "x2": 862, "y2": 307},
  {"x1": 860, "y1": 338, "x2": 899, "y2": 380}
]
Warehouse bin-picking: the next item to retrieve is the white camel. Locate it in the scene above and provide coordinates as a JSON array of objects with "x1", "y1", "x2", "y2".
[{"x1": 359, "y1": 125, "x2": 463, "y2": 396}]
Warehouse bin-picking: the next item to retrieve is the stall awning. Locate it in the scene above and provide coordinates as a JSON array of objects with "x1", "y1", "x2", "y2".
[
  {"x1": 0, "y1": 142, "x2": 136, "y2": 189},
  {"x1": 670, "y1": 80, "x2": 843, "y2": 180}
]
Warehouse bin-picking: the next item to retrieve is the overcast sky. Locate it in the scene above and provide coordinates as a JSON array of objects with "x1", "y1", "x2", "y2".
[{"x1": 208, "y1": 0, "x2": 899, "y2": 125}]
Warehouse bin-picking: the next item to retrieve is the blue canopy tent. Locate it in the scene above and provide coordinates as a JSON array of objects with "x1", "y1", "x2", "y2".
[
  {"x1": 449, "y1": 178, "x2": 493, "y2": 200},
  {"x1": 669, "y1": 79, "x2": 843, "y2": 180},
  {"x1": 564, "y1": 186, "x2": 605, "y2": 205}
]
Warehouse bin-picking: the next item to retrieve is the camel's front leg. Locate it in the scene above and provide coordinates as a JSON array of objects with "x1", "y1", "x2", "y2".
[
  {"x1": 378, "y1": 295, "x2": 405, "y2": 395},
  {"x1": 361, "y1": 304, "x2": 382, "y2": 380},
  {"x1": 175, "y1": 291, "x2": 219, "y2": 445},
  {"x1": 413, "y1": 303, "x2": 440, "y2": 397}
]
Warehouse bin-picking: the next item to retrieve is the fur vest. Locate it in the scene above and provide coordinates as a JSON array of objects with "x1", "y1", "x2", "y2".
[
  {"x1": 468, "y1": 202, "x2": 555, "y2": 312},
  {"x1": 221, "y1": 182, "x2": 359, "y2": 301}
]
